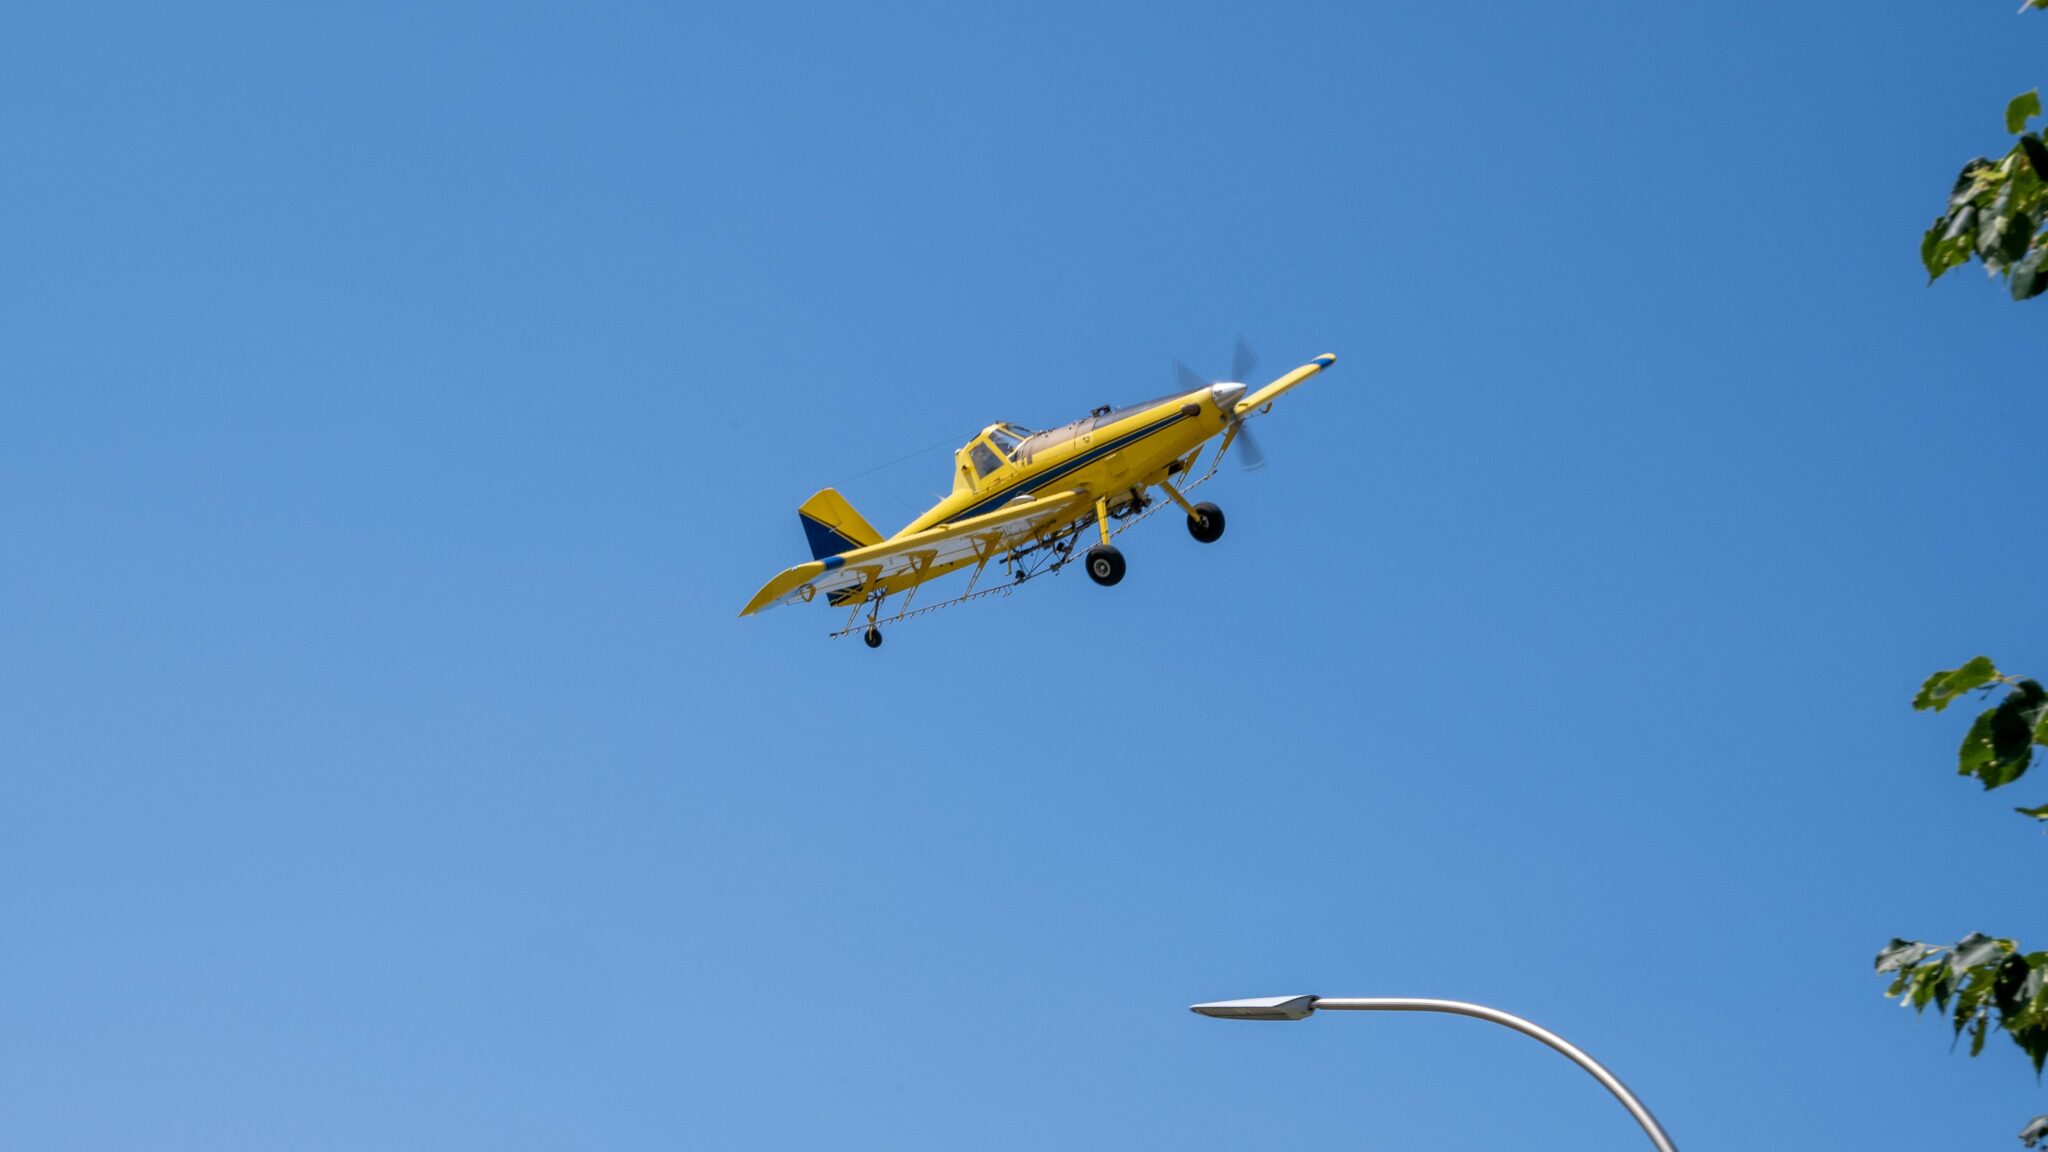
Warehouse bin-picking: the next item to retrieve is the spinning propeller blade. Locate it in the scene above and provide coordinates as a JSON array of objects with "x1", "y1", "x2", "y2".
[
  {"x1": 1232, "y1": 419, "x2": 1265, "y2": 471},
  {"x1": 1173, "y1": 335, "x2": 1265, "y2": 471},
  {"x1": 1227, "y1": 335, "x2": 1265, "y2": 469},
  {"x1": 1230, "y1": 336, "x2": 1259, "y2": 386}
]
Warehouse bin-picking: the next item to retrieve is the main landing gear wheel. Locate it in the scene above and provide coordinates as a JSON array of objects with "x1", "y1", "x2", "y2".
[
  {"x1": 1187, "y1": 501, "x2": 1225, "y2": 544},
  {"x1": 863, "y1": 627, "x2": 883, "y2": 648},
  {"x1": 1085, "y1": 544, "x2": 1125, "y2": 587}
]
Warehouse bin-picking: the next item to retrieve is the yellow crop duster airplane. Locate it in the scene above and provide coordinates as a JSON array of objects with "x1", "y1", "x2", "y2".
[{"x1": 742, "y1": 344, "x2": 1338, "y2": 646}]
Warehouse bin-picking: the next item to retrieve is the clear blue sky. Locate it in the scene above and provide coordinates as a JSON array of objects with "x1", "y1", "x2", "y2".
[{"x1": 4, "y1": 2, "x2": 2046, "y2": 1148}]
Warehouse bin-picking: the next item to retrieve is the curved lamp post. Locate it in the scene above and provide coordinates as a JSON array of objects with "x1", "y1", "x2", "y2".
[{"x1": 1189, "y1": 995, "x2": 1679, "y2": 1152}]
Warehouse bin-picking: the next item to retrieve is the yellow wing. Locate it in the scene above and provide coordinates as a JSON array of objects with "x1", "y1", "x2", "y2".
[
  {"x1": 1236, "y1": 352, "x2": 1337, "y2": 417},
  {"x1": 740, "y1": 489, "x2": 1092, "y2": 616}
]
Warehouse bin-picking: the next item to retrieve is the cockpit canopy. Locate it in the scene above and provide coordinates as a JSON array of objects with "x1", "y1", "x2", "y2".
[
  {"x1": 957, "y1": 387, "x2": 1203, "y2": 488},
  {"x1": 960, "y1": 422, "x2": 1034, "y2": 480}
]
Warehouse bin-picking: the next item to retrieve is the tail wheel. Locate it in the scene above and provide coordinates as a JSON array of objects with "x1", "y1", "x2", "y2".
[
  {"x1": 1085, "y1": 544, "x2": 1125, "y2": 587},
  {"x1": 1187, "y1": 501, "x2": 1225, "y2": 544},
  {"x1": 863, "y1": 627, "x2": 883, "y2": 649}
]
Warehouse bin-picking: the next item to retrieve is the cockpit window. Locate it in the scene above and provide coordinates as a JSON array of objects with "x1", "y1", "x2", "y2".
[
  {"x1": 987, "y1": 426, "x2": 1025, "y2": 459},
  {"x1": 969, "y1": 441, "x2": 1003, "y2": 477}
]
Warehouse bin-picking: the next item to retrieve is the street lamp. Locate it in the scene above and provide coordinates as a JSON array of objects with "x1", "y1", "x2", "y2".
[{"x1": 1189, "y1": 995, "x2": 1679, "y2": 1152}]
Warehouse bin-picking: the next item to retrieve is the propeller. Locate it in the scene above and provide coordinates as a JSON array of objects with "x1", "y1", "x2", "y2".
[
  {"x1": 1230, "y1": 334, "x2": 1259, "y2": 385},
  {"x1": 1174, "y1": 336, "x2": 1266, "y2": 471}
]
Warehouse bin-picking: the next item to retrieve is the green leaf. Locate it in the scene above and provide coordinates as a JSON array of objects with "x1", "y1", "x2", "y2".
[
  {"x1": 1922, "y1": 221, "x2": 1946, "y2": 280},
  {"x1": 2009, "y1": 90, "x2": 2041, "y2": 136},
  {"x1": 1924, "y1": 216, "x2": 1976, "y2": 282},
  {"x1": 1953, "y1": 158, "x2": 1997, "y2": 209},
  {"x1": 2013, "y1": 244, "x2": 2048, "y2": 300},
  {"x1": 1946, "y1": 204, "x2": 1980, "y2": 242},
  {"x1": 1957, "y1": 685, "x2": 2044, "y2": 788},
  {"x1": 1916, "y1": 656, "x2": 2002, "y2": 712},
  {"x1": 1982, "y1": 182, "x2": 2020, "y2": 267},
  {"x1": 1995, "y1": 954, "x2": 2033, "y2": 1016},
  {"x1": 2002, "y1": 680, "x2": 2048, "y2": 753},
  {"x1": 2006, "y1": 214, "x2": 2043, "y2": 268},
  {"x1": 1955, "y1": 932, "x2": 2010, "y2": 973},
  {"x1": 1878, "y1": 938, "x2": 1936, "y2": 972},
  {"x1": 1927, "y1": 970, "x2": 1951, "y2": 1011},
  {"x1": 1960, "y1": 707, "x2": 2034, "y2": 788},
  {"x1": 2024, "y1": 135, "x2": 2048, "y2": 179}
]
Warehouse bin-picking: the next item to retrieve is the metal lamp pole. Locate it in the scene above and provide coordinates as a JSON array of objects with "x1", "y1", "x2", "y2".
[{"x1": 1189, "y1": 995, "x2": 1679, "y2": 1152}]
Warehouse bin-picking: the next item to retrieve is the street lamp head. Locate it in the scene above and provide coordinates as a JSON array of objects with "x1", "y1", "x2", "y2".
[{"x1": 1189, "y1": 995, "x2": 1320, "y2": 1021}]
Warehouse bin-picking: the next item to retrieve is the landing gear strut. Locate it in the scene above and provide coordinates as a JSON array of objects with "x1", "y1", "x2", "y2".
[
  {"x1": 1087, "y1": 496, "x2": 1126, "y2": 587},
  {"x1": 1156, "y1": 478, "x2": 1225, "y2": 544},
  {"x1": 858, "y1": 592, "x2": 885, "y2": 649}
]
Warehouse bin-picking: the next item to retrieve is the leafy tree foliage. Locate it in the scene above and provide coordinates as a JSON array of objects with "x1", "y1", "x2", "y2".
[
  {"x1": 1912, "y1": 658, "x2": 2048, "y2": 808},
  {"x1": 1886, "y1": 8, "x2": 2048, "y2": 1145},
  {"x1": 1922, "y1": 91, "x2": 2048, "y2": 300},
  {"x1": 1881, "y1": 659, "x2": 2048, "y2": 1145},
  {"x1": 1923, "y1": 0, "x2": 2048, "y2": 299},
  {"x1": 1877, "y1": 934, "x2": 2048, "y2": 1068}
]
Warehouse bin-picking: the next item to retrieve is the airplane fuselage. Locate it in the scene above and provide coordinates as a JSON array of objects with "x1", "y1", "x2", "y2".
[{"x1": 898, "y1": 381, "x2": 1243, "y2": 538}]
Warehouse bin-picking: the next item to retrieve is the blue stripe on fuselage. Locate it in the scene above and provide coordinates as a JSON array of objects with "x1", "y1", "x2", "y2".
[{"x1": 944, "y1": 407, "x2": 1193, "y2": 524}]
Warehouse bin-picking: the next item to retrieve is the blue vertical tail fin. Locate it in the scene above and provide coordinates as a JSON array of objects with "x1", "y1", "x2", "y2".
[{"x1": 797, "y1": 489, "x2": 882, "y2": 559}]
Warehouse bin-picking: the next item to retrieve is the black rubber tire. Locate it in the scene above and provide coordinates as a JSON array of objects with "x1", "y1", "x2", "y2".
[
  {"x1": 863, "y1": 627, "x2": 883, "y2": 649},
  {"x1": 1187, "y1": 501, "x2": 1225, "y2": 543},
  {"x1": 1085, "y1": 544, "x2": 1125, "y2": 587}
]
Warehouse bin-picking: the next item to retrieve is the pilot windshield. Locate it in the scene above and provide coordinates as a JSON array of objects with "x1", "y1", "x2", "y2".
[{"x1": 987, "y1": 425, "x2": 1025, "y2": 459}]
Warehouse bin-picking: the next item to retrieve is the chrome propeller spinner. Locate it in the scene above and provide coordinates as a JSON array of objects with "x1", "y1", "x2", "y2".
[{"x1": 1174, "y1": 336, "x2": 1265, "y2": 470}]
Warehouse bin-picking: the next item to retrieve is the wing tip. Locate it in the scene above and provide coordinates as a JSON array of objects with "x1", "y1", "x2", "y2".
[{"x1": 741, "y1": 561, "x2": 829, "y2": 617}]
